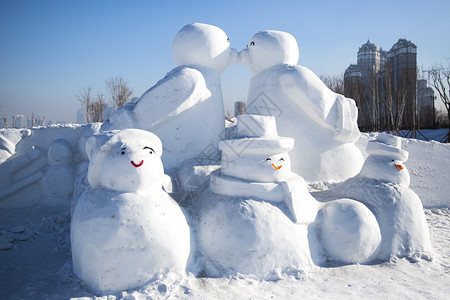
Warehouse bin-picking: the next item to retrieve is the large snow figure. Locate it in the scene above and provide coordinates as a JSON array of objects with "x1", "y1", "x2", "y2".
[
  {"x1": 197, "y1": 114, "x2": 318, "y2": 278},
  {"x1": 102, "y1": 23, "x2": 238, "y2": 169},
  {"x1": 313, "y1": 133, "x2": 433, "y2": 261},
  {"x1": 239, "y1": 30, "x2": 364, "y2": 182},
  {"x1": 71, "y1": 129, "x2": 191, "y2": 292}
]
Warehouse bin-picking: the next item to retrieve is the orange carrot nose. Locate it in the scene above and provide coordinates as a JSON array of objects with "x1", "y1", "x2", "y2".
[
  {"x1": 272, "y1": 163, "x2": 282, "y2": 170},
  {"x1": 394, "y1": 163, "x2": 404, "y2": 170}
]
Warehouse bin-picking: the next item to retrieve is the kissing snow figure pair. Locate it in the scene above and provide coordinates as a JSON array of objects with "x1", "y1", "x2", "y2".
[
  {"x1": 102, "y1": 22, "x2": 363, "y2": 184},
  {"x1": 71, "y1": 129, "x2": 191, "y2": 293}
]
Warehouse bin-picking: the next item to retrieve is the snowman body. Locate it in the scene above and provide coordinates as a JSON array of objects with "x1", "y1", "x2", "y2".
[
  {"x1": 197, "y1": 115, "x2": 318, "y2": 278},
  {"x1": 239, "y1": 30, "x2": 363, "y2": 182},
  {"x1": 71, "y1": 129, "x2": 190, "y2": 292}
]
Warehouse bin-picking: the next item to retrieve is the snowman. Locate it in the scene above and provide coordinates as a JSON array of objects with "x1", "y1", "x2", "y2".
[
  {"x1": 313, "y1": 133, "x2": 433, "y2": 261},
  {"x1": 239, "y1": 30, "x2": 364, "y2": 182},
  {"x1": 102, "y1": 23, "x2": 238, "y2": 169},
  {"x1": 197, "y1": 114, "x2": 319, "y2": 279},
  {"x1": 71, "y1": 129, "x2": 191, "y2": 292}
]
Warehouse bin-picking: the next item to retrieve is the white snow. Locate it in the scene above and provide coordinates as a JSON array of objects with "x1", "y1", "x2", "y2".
[
  {"x1": 240, "y1": 30, "x2": 364, "y2": 182},
  {"x1": 101, "y1": 23, "x2": 238, "y2": 170},
  {"x1": 71, "y1": 129, "x2": 191, "y2": 292},
  {"x1": 0, "y1": 23, "x2": 449, "y2": 299}
]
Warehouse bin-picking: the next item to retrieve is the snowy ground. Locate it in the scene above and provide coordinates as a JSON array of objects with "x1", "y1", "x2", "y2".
[{"x1": 1, "y1": 133, "x2": 449, "y2": 299}]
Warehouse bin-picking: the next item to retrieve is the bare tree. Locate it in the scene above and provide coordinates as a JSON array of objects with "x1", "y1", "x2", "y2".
[
  {"x1": 77, "y1": 85, "x2": 94, "y2": 123},
  {"x1": 90, "y1": 93, "x2": 107, "y2": 123},
  {"x1": 106, "y1": 76, "x2": 133, "y2": 109},
  {"x1": 429, "y1": 63, "x2": 450, "y2": 142},
  {"x1": 27, "y1": 113, "x2": 45, "y2": 128},
  {"x1": 320, "y1": 74, "x2": 345, "y2": 95}
]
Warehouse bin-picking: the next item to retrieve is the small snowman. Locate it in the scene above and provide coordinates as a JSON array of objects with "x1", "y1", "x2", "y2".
[
  {"x1": 102, "y1": 23, "x2": 238, "y2": 169},
  {"x1": 71, "y1": 129, "x2": 191, "y2": 293},
  {"x1": 239, "y1": 30, "x2": 364, "y2": 182},
  {"x1": 313, "y1": 133, "x2": 433, "y2": 261},
  {"x1": 197, "y1": 114, "x2": 318, "y2": 279}
]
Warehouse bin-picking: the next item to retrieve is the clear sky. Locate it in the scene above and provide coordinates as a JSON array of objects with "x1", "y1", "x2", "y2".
[{"x1": 1, "y1": 0, "x2": 449, "y2": 123}]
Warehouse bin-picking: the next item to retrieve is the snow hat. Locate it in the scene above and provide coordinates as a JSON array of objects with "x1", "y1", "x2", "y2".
[
  {"x1": 219, "y1": 114, "x2": 294, "y2": 155},
  {"x1": 87, "y1": 129, "x2": 163, "y2": 188},
  {"x1": 366, "y1": 133, "x2": 408, "y2": 162}
]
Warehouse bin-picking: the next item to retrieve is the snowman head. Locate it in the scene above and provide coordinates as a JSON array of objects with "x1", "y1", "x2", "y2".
[
  {"x1": 359, "y1": 133, "x2": 410, "y2": 186},
  {"x1": 238, "y1": 30, "x2": 299, "y2": 75},
  {"x1": 87, "y1": 129, "x2": 164, "y2": 193},
  {"x1": 172, "y1": 23, "x2": 238, "y2": 73}
]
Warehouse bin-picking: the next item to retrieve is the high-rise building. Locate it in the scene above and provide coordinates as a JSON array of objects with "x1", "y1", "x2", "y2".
[
  {"x1": 417, "y1": 79, "x2": 435, "y2": 128},
  {"x1": 344, "y1": 39, "x2": 421, "y2": 131}
]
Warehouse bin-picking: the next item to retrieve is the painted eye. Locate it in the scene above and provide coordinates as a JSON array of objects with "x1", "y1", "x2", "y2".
[
  {"x1": 227, "y1": 37, "x2": 230, "y2": 42},
  {"x1": 144, "y1": 146, "x2": 155, "y2": 155},
  {"x1": 266, "y1": 158, "x2": 271, "y2": 161},
  {"x1": 121, "y1": 147, "x2": 126, "y2": 155},
  {"x1": 392, "y1": 160, "x2": 395, "y2": 162},
  {"x1": 250, "y1": 41, "x2": 255, "y2": 46},
  {"x1": 279, "y1": 158, "x2": 284, "y2": 162}
]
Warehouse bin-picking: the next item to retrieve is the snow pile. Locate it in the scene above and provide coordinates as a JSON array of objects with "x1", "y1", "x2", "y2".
[
  {"x1": 71, "y1": 129, "x2": 191, "y2": 292},
  {"x1": 102, "y1": 23, "x2": 238, "y2": 169},
  {"x1": 314, "y1": 133, "x2": 433, "y2": 261},
  {"x1": 197, "y1": 114, "x2": 317, "y2": 278},
  {"x1": 239, "y1": 30, "x2": 364, "y2": 182}
]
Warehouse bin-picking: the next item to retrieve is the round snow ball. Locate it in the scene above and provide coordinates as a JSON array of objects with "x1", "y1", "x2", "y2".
[
  {"x1": 319, "y1": 199, "x2": 381, "y2": 264},
  {"x1": 172, "y1": 23, "x2": 231, "y2": 72},
  {"x1": 47, "y1": 139, "x2": 73, "y2": 165}
]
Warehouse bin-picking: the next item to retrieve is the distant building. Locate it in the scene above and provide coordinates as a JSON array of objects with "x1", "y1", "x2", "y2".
[
  {"x1": 14, "y1": 115, "x2": 25, "y2": 129},
  {"x1": 234, "y1": 101, "x2": 246, "y2": 116},
  {"x1": 344, "y1": 38, "x2": 420, "y2": 131},
  {"x1": 417, "y1": 79, "x2": 435, "y2": 128}
]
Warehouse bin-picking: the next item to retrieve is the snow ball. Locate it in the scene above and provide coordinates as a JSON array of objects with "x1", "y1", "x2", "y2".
[
  {"x1": 239, "y1": 30, "x2": 299, "y2": 75},
  {"x1": 318, "y1": 199, "x2": 381, "y2": 264},
  {"x1": 172, "y1": 23, "x2": 237, "y2": 72}
]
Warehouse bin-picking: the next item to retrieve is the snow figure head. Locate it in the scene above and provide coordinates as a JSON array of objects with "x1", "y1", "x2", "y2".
[
  {"x1": 87, "y1": 129, "x2": 164, "y2": 193},
  {"x1": 220, "y1": 114, "x2": 294, "y2": 182},
  {"x1": 172, "y1": 23, "x2": 238, "y2": 73},
  {"x1": 238, "y1": 30, "x2": 299, "y2": 75},
  {"x1": 359, "y1": 133, "x2": 410, "y2": 186}
]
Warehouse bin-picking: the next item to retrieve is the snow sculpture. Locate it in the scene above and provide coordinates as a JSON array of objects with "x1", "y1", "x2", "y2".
[
  {"x1": 314, "y1": 199, "x2": 381, "y2": 264},
  {"x1": 0, "y1": 138, "x2": 74, "y2": 208},
  {"x1": 198, "y1": 114, "x2": 318, "y2": 278},
  {"x1": 102, "y1": 23, "x2": 238, "y2": 169},
  {"x1": 239, "y1": 30, "x2": 364, "y2": 182},
  {"x1": 71, "y1": 129, "x2": 191, "y2": 292},
  {"x1": 313, "y1": 133, "x2": 433, "y2": 261}
]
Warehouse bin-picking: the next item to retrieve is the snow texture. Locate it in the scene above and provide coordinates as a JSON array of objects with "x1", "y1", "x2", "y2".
[
  {"x1": 71, "y1": 129, "x2": 191, "y2": 292},
  {"x1": 313, "y1": 133, "x2": 433, "y2": 261},
  {"x1": 101, "y1": 23, "x2": 238, "y2": 169},
  {"x1": 240, "y1": 30, "x2": 364, "y2": 182}
]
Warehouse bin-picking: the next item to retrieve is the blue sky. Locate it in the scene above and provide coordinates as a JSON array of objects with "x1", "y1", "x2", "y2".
[{"x1": 1, "y1": 0, "x2": 449, "y2": 122}]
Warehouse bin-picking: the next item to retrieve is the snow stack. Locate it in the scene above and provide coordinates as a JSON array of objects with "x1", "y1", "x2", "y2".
[
  {"x1": 71, "y1": 129, "x2": 191, "y2": 292},
  {"x1": 313, "y1": 133, "x2": 433, "y2": 262},
  {"x1": 239, "y1": 30, "x2": 364, "y2": 182},
  {"x1": 198, "y1": 114, "x2": 318, "y2": 279},
  {"x1": 102, "y1": 23, "x2": 238, "y2": 169}
]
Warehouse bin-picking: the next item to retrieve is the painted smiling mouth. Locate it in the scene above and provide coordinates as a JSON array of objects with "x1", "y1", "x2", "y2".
[
  {"x1": 394, "y1": 163, "x2": 404, "y2": 170},
  {"x1": 272, "y1": 163, "x2": 282, "y2": 170},
  {"x1": 131, "y1": 160, "x2": 144, "y2": 167}
]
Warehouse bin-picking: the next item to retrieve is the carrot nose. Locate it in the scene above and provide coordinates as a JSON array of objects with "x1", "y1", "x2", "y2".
[
  {"x1": 394, "y1": 163, "x2": 404, "y2": 170},
  {"x1": 272, "y1": 163, "x2": 282, "y2": 170}
]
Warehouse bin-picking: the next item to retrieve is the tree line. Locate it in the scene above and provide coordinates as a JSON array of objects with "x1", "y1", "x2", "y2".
[{"x1": 78, "y1": 76, "x2": 133, "y2": 123}]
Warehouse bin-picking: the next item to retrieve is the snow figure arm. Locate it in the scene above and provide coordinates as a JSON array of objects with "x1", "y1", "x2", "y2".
[
  {"x1": 132, "y1": 66, "x2": 211, "y2": 131},
  {"x1": 332, "y1": 95, "x2": 360, "y2": 143},
  {"x1": 279, "y1": 173, "x2": 318, "y2": 224}
]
